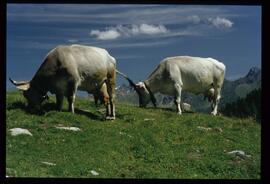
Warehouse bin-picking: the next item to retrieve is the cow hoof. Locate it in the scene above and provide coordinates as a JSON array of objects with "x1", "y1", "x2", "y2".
[
  {"x1": 211, "y1": 111, "x2": 217, "y2": 116},
  {"x1": 177, "y1": 112, "x2": 182, "y2": 115},
  {"x1": 106, "y1": 116, "x2": 115, "y2": 120}
]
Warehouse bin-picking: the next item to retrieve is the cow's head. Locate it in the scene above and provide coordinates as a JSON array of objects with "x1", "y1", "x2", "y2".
[
  {"x1": 9, "y1": 78, "x2": 49, "y2": 109},
  {"x1": 116, "y1": 72, "x2": 157, "y2": 108}
]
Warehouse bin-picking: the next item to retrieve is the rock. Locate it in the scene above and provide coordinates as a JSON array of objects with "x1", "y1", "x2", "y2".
[
  {"x1": 119, "y1": 131, "x2": 132, "y2": 138},
  {"x1": 55, "y1": 126, "x2": 81, "y2": 131},
  {"x1": 197, "y1": 126, "x2": 212, "y2": 131},
  {"x1": 144, "y1": 118, "x2": 155, "y2": 121},
  {"x1": 9, "y1": 128, "x2": 33, "y2": 136},
  {"x1": 227, "y1": 150, "x2": 251, "y2": 158},
  {"x1": 41, "y1": 161, "x2": 56, "y2": 166},
  {"x1": 181, "y1": 102, "x2": 192, "y2": 112},
  {"x1": 90, "y1": 170, "x2": 99, "y2": 176}
]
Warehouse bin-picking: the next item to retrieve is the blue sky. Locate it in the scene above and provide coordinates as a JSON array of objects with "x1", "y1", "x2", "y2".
[{"x1": 7, "y1": 4, "x2": 261, "y2": 92}]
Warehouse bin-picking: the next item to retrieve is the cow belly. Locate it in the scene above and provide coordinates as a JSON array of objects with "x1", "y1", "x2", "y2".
[
  {"x1": 180, "y1": 72, "x2": 213, "y2": 93},
  {"x1": 78, "y1": 81, "x2": 97, "y2": 93},
  {"x1": 182, "y1": 80, "x2": 213, "y2": 94}
]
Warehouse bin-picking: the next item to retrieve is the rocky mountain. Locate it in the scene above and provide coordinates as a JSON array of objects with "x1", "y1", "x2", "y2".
[
  {"x1": 220, "y1": 67, "x2": 261, "y2": 107},
  {"x1": 116, "y1": 67, "x2": 261, "y2": 112}
]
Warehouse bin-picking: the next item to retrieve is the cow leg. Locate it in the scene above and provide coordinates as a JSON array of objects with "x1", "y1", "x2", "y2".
[
  {"x1": 100, "y1": 83, "x2": 110, "y2": 119},
  {"x1": 107, "y1": 82, "x2": 116, "y2": 120},
  {"x1": 67, "y1": 94, "x2": 76, "y2": 113},
  {"x1": 106, "y1": 71, "x2": 116, "y2": 120},
  {"x1": 56, "y1": 94, "x2": 64, "y2": 111},
  {"x1": 93, "y1": 93, "x2": 99, "y2": 107},
  {"x1": 174, "y1": 83, "x2": 182, "y2": 115},
  {"x1": 67, "y1": 81, "x2": 78, "y2": 114},
  {"x1": 211, "y1": 87, "x2": 221, "y2": 116}
]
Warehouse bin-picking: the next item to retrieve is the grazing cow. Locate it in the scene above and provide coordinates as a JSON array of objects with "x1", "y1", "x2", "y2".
[
  {"x1": 122, "y1": 56, "x2": 225, "y2": 115},
  {"x1": 10, "y1": 44, "x2": 116, "y2": 120}
]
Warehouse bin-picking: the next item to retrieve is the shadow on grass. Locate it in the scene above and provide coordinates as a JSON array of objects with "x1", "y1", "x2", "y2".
[
  {"x1": 74, "y1": 108, "x2": 102, "y2": 121},
  {"x1": 6, "y1": 101, "x2": 26, "y2": 110},
  {"x1": 141, "y1": 106, "x2": 195, "y2": 114},
  {"x1": 7, "y1": 101, "x2": 103, "y2": 120}
]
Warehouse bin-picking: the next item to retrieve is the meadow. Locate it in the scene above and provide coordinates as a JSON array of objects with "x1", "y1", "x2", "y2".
[{"x1": 6, "y1": 91, "x2": 261, "y2": 179}]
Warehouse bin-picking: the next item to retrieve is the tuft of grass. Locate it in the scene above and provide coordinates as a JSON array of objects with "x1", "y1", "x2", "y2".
[{"x1": 6, "y1": 91, "x2": 261, "y2": 178}]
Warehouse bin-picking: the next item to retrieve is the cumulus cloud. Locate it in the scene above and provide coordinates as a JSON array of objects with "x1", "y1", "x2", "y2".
[
  {"x1": 90, "y1": 24, "x2": 169, "y2": 40},
  {"x1": 207, "y1": 17, "x2": 233, "y2": 28},
  {"x1": 67, "y1": 39, "x2": 79, "y2": 43},
  {"x1": 136, "y1": 24, "x2": 168, "y2": 34},
  {"x1": 187, "y1": 15, "x2": 201, "y2": 24},
  {"x1": 90, "y1": 29, "x2": 121, "y2": 40}
]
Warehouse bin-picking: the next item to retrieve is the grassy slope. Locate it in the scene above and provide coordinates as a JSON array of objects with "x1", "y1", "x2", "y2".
[{"x1": 6, "y1": 92, "x2": 261, "y2": 179}]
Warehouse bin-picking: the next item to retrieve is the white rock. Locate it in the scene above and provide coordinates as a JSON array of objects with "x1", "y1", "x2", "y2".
[
  {"x1": 227, "y1": 150, "x2": 251, "y2": 158},
  {"x1": 55, "y1": 126, "x2": 81, "y2": 131},
  {"x1": 197, "y1": 126, "x2": 212, "y2": 131},
  {"x1": 9, "y1": 128, "x2": 33, "y2": 136},
  {"x1": 228, "y1": 150, "x2": 245, "y2": 155},
  {"x1": 90, "y1": 170, "x2": 99, "y2": 176},
  {"x1": 144, "y1": 118, "x2": 155, "y2": 121},
  {"x1": 181, "y1": 103, "x2": 192, "y2": 112},
  {"x1": 41, "y1": 161, "x2": 56, "y2": 166},
  {"x1": 119, "y1": 131, "x2": 132, "y2": 138}
]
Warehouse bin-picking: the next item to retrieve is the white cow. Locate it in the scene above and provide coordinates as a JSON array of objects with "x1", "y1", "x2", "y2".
[
  {"x1": 124, "y1": 56, "x2": 225, "y2": 115},
  {"x1": 10, "y1": 44, "x2": 117, "y2": 120}
]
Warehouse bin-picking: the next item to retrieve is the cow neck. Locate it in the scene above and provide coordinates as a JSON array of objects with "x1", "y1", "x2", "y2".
[
  {"x1": 143, "y1": 81, "x2": 157, "y2": 107},
  {"x1": 30, "y1": 81, "x2": 46, "y2": 96}
]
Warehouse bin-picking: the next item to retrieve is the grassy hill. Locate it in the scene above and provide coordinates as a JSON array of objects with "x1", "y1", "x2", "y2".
[{"x1": 6, "y1": 91, "x2": 261, "y2": 179}]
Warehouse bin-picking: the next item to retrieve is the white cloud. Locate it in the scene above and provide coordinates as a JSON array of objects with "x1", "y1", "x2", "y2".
[
  {"x1": 187, "y1": 15, "x2": 201, "y2": 24},
  {"x1": 90, "y1": 24, "x2": 169, "y2": 40},
  {"x1": 207, "y1": 17, "x2": 234, "y2": 28},
  {"x1": 67, "y1": 39, "x2": 79, "y2": 43},
  {"x1": 90, "y1": 29, "x2": 121, "y2": 40},
  {"x1": 136, "y1": 24, "x2": 168, "y2": 34}
]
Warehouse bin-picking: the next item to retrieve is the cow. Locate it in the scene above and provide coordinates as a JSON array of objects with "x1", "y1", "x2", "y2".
[
  {"x1": 10, "y1": 44, "x2": 116, "y2": 120},
  {"x1": 122, "y1": 56, "x2": 225, "y2": 115}
]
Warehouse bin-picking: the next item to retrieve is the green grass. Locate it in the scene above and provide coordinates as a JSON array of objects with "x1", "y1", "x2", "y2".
[{"x1": 6, "y1": 91, "x2": 261, "y2": 179}]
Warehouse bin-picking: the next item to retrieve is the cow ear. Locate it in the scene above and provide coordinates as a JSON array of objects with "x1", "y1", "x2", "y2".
[{"x1": 16, "y1": 83, "x2": 30, "y2": 91}]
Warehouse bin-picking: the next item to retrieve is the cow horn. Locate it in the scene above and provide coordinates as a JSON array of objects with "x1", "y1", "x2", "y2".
[
  {"x1": 9, "y1": 77, "x2": 30, "y2": 91},
  {"x1": 9, "y1": 78, "x2": 30, "y2": 86},
  {"x1": 116, "y1": 70, "x2": 141, "y2": 95}
]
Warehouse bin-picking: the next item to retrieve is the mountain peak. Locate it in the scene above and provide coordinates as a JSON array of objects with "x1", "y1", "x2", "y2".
[
  {"x1": 247, "y1": 67, "x2": 260, "y2": 77},
  {"x1": 245, "y1": 67, "x2": 261, "y2": 83}
]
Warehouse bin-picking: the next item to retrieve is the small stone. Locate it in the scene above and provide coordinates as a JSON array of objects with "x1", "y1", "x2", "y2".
[
  {"x1": 55, "y1": 126, "x2": 81, "y2": 131},
  {"x1": 41, "y1": 161, "x2": 56, "y2": 166},
  {"x1": 197, "y1": 126, "x2": 212, "y2": 131},
  {"x1": 227, "y1": 150, "x2": 251, "y2": 158},
  {"x1": 9, "y1": 128, "x2": 33, "y2": 136},
  {"x1": 144, "y1": 118, "x2": 155, "y2": 121},
  {"x1": 90, "y1": 170, "x2": 99, "y2": 176}
]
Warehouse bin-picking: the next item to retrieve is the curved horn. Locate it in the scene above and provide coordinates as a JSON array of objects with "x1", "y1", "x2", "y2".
[
  {"x1": 9, "y1": 77, "x2": 30, "y2": 86},
  {"x1": 9, "y1": 77, "x2": 30, "y2": 91},
  {"x1": 116, "y1": 70, "x2": 141, "y2": 95},
  {"x1": 116, "y1": 70, "x2": 128, "y2": 79}
]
